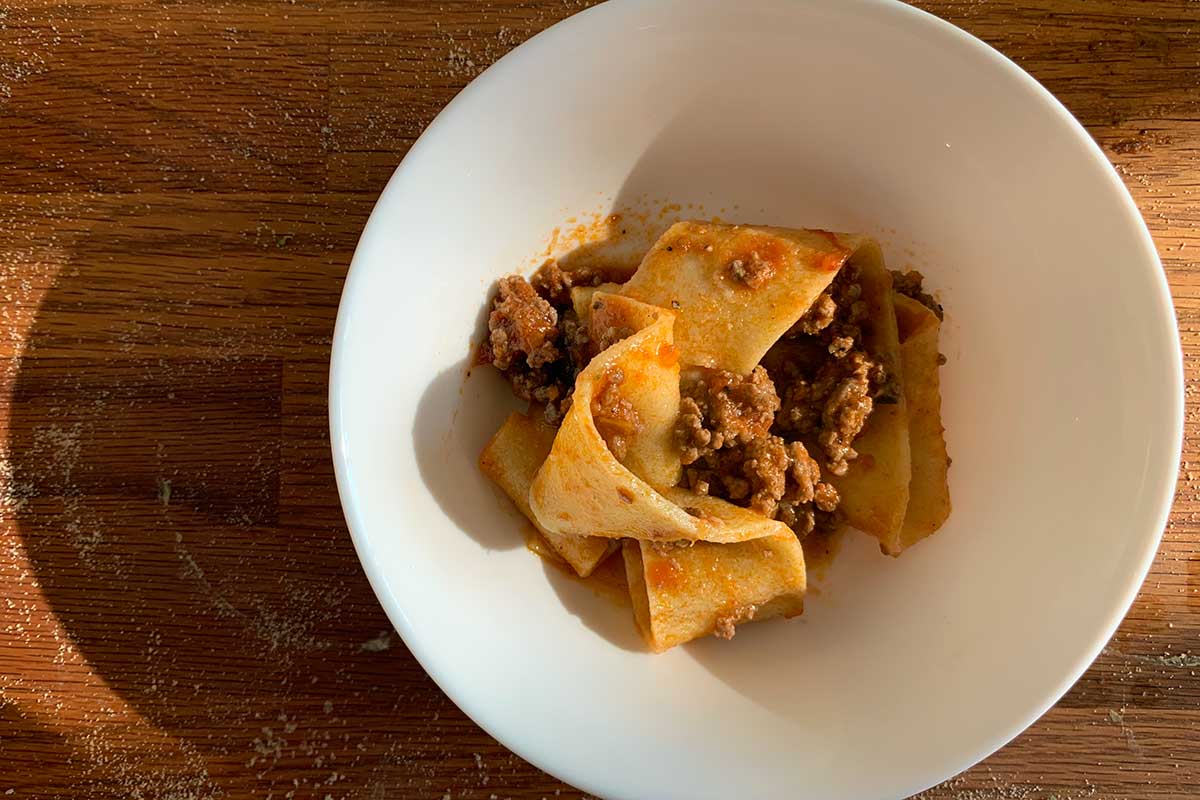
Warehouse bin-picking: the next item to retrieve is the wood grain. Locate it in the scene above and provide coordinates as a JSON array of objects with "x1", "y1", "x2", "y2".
[{"x1": 1, "y1": 1, "x2": 1198, "y2": 798}]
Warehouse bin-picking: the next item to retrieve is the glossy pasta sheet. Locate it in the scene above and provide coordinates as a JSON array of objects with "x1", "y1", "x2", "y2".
[
  {"x1": 620, "y1": 221, "x2": 858, "y2": 374},
  {"x1": 623, "y1": 534, "x2": 807, "y2": 653},
  {"x1": 569, "y1": 282, "x2": 623, "y2": 323},
  {"x1": 587, "y1": 293, "x2": 682, "y2": 489},
  {"x1": 479, "y1": 411, "x2": 617, "y2": 577},
  {"x1": 893, "y1": 294, "x2": 952, "y2": 552}
]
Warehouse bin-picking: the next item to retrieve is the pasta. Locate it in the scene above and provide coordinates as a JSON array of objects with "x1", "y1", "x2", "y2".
[
  {"x1": 570, "y1": 282, "x2": 622, "y2": 322},
  {"x1": 621, "y1": 221, "x2": 864, "y2": 374},
  {"x1": 479, "y1": 411, "x2": 616, "y2": 577},
  {"x1": 893, "y1": 294, "x2": 952, "y2": 552},
  {"x1": 587, "y1": 293, "x2": 682, "y2": 489},
  {"x1": 476, "y1": 219, "x2": 951, "y2": 651},
  {"x1": 623, "y1": 533, "x2": 806, "y2": 653},
  {"x1": 824, "y1": 243, "x2": 913, "y2": 552}
]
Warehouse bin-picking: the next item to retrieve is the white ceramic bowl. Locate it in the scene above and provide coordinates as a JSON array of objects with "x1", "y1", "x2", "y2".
[{"x1": 329, "y1": 1, "x2": 1182, "y2": 798}]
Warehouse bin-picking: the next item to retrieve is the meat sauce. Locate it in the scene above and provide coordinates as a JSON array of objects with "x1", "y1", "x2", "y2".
[{"x1": 481, "y1": 256, "x2": 929, "y2": 540}]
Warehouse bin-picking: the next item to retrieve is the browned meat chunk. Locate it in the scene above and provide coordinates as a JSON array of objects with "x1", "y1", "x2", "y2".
[
  {"x1": 791, "y1": 292, "x2": 836, "y2": 335},
  {"x1": 816, "y1": 351, "x2": 875, "y2": 476},
  {"x1": 713, "y1": 604, "x2": 757, "y2": 640},
  {"x1": 590, "y1": 308, "x2": 636, "y2": 355},
  {"x1": 592, "y1": 368, "x2": 642, "y2": 461},
  {"x1": 686, "y1": 435, "x2": 839, "y2": 536},
  {"x1": 684, "y1": 435, "x2": 788, "y2": 517},
  {"x1": 479, "y1": 273, "x2": 591, "y2": 425},
  {"x1": 738, "y1": 436, "x2": 789, "y2": 516},
  {"x1": 770, "y1": 262, "x2": 892, "y2": 474},
  {"x1": 484, "y1": 276, "x2": 561, "y2": 370},
  {"x1": 771, "y1": 442, "x2": 837, "y2": 535},
  {"x1": 529, "y1": 260, "x2": 576, "y2": 308},
  {"x1": 531, "y1": 259, "x2": 629, "y2": 307},
  {"x1": 891, "y1": 269, "x2": 944, "y2": 320},
  {"x1": 676, "y1": 366, "x2": 780, "y2": 464},
  {"x1": 727, "y1": 250, "x2": 777, "y2": 288},
  {"x1": 481, "y1": 261, "x2": 649, "y2": 426}
]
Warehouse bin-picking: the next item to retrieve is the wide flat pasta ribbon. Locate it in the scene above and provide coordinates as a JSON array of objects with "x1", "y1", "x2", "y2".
[
  {"x1": 623, "y1": 533, "x2": 807, "y2": 652},
  {"x1": 620, "y1": 221, "x2": 858, "y2": 374},
  {"x1": 479, "y1": 411, "x2": 617, "y2": 577},
  {"x1": 889, "y1": 293, "x2": 951, "y2": 554}
]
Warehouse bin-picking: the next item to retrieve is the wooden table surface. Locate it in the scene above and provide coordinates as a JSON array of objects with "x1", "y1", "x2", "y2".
[{"x1": 1, "y1": 1, "x2": 1198, "y2": 798}]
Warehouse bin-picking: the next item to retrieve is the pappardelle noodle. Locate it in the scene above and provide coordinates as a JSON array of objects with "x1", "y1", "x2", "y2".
[{"x1": 477, "y1": 221, "x2": 950, "y2": 652}]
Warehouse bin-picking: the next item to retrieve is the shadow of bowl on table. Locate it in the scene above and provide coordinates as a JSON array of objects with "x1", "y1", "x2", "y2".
[{"x1": 5, "y1": 194, "x2": 481, "y2": 794}]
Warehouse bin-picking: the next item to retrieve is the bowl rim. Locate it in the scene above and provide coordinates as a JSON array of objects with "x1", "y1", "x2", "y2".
[{"x1": 328, "y1": 1, "x2": 1184, "y2": 797}]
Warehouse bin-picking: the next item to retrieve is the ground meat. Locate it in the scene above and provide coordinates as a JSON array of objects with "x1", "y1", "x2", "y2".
[
  {"x1": 529, "y1": 260, "x2": 592, "y2": 307},
  {"x1": 776, "y1": 351, "x2": 880, "y2": 441},
  {"x1": 891, "y1": 269, "x2": 944, "y2": 320},
  {"x1": 685, "y1": 435, "x2": 839, "y2": 535},
  {"x1": 481, "y1": 255, "x2": 883, "y2": 539},
  {"x1": 770, "y1": 263, "x2": 893, "y2": 474},
  {"x1": 713, "y1": 604, "x2": 757, "y2": 640},
  {"x1": 590, "y1": 310, "x2": 635, "y2": 355},
  {"x1": 530, "y1": 260, "x2": 609, "y2": 307},
  {"x1": 713, "y1": 614, "x2": 737, "y2": 640},
  {"x1": 676, "y1": 367, "x2": 780, "y2": 464},
  {"x1": 530, "y1": 259, "x2": 623, "y2": 307},
  {"x1": 814, "y1": 482, "x2": 839, "y2": 512},
  {"x1": 561, "y1": 314, "x2": 591, "y2": 375},
  {"x1": 785, "y1": 441, "x2": 820, "y2": 504},
  {"x1": 776, "y1": 503, "x2": 813, "y2": 536},
  {"x1": 483, "y1": 276, "x2": 560, "y2": 370},
  {"x1": 528, "y1": 260, "x2": 575, "y2": 307},
  {"x1": 775, "y1": 444, "x2": 839, "y2": 534},
  {"x1": 816, "y1": 351, "x2": 875, "y2": 476},
  {"x1": 685, "y1": 435, "x2": 788, "y2": 517},
  {"x1": 727, "y1": 250, "x2": 776, "y2": 288},
  {"x1": 676, "y1": 397, "x2": 712, "y2": 467},
  {"x1": 791, "y1": 292, "x2": 836, "y2": 335},
  {"x1": 505, "y1": 366, "x2": 564, "y2": 409},
  {"x1": 480, "y1": 273, "x2": 596, "y2": 425},
  {"x1": 740, "y1": 437, "x2": 789, "y2": 516},
  {"x1": 592, "y1": 368, "x2": 641, "y2": 461},
  {"x1": 677, "y1": 355, "x2": 844, "y2": 536}
]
